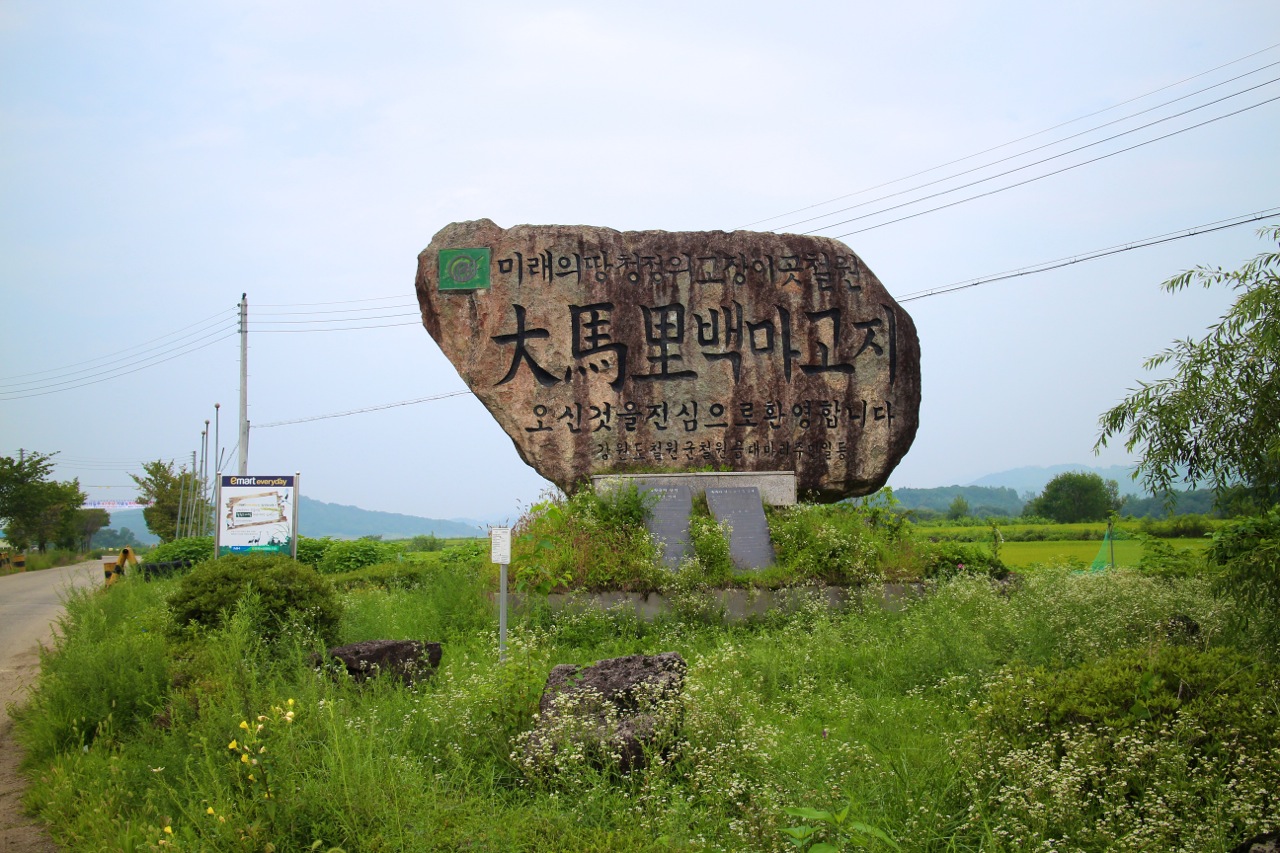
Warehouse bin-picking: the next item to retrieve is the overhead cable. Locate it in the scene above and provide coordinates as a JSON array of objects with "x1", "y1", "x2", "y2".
[
  {"x1": 831, "y1": 95, "x2": 1280, "y2": 239},
  {"x1": 778, "y1": 70, "x2": 1280, "y2": 233},
  {"x1": 737, "y1": 41, "x2": 1280, "y2": 229},
  {"x1": 895, "y1": 206, "x2": 1280, "y2": 303},
  {"x1": 0, "y1": 332, "x2": 238, "y2": 400},
  {"x1": 254, "y1": 390, "x2": 472, "y2": 428}
]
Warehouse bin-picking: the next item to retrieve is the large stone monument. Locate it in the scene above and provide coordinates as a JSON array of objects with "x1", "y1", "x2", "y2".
[{"x1": 415, "y1": 219, "x2": 919, "y2": 500}]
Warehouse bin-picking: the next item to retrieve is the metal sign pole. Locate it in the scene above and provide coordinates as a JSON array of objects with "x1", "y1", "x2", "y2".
[{"x1": 490, "y1": 527, "x2": 511, "y2": 662}]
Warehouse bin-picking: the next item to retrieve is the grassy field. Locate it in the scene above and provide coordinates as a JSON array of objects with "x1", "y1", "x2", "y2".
[
  {"x1": 12, "y1": 539, "x2": 1280, "y2": 852},
  {"x1": 999, "y1": 536, "x2": 1210, "y2": 568}
]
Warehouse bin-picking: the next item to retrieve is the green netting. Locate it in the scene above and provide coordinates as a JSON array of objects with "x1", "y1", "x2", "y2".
[{"x1": 1090, "y1": 526, "x2": 1112, "y2": 572}]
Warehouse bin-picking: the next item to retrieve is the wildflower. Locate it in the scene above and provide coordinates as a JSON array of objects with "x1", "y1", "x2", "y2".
[
  {"x1": 287, "y1": 698, "x2": 295, "y2": 707},
  {"x1": 258, "y1": 746, "x2": 266, "y2": 754},
  {"x1": 150, "y1": 766, "x2": 165, "y2": 773},
  {"x1": 206, "y1": 807, "x2": 215, "y2": 816},
  {"x1": 239, "y1": 721, "x2": 249, "y2": 731},
  {"x1": 164, "y1": 826, "x2": 173, "y2": 835},
  {"x1": 227, "y1": 739, "x2": 238, "y2": 750},
  {"x1": 241, "y1": 754, "x2": 250, "y2": 764}
]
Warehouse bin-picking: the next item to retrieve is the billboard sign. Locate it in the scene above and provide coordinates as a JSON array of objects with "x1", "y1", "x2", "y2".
[{"x1": 216, "y1": 474, "x2": 299, "y2": 557}]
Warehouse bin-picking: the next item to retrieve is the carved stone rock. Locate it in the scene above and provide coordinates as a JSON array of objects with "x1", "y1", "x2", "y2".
[
  {"x1": 322, "y1": 639, "x2": 442, "y2": 685},
  {"x1": 525, "y1": 652, "x2": 686, "y2": 772},
  {"x1": 415, "y1": 220, "x2": 920, "y2": 500}
]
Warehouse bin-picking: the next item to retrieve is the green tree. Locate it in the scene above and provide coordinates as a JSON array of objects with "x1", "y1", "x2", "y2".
[
  {"x1": 1096, "y1": 225, "x2": 1280, "y2": 506},
  {"x1": 74, "y1": 508, "x2": 110, "y2": 551},
  {"x1": 0, "y1": 452, "x2": 85, "y2": 551},
  {"x1": 947, "y1": 494, "x2": 970, "y2": 520},
  {"x1": 1024, "y1": 471, "x2": 1120, "y2": 523},
  {"x1": 130, "y1": 460, "x2": 209, "y2": 543}
]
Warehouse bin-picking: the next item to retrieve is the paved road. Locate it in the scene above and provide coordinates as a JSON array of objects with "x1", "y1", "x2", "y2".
[{"x1": 1, "y1": 560, "x2": 102, "y2": 851}]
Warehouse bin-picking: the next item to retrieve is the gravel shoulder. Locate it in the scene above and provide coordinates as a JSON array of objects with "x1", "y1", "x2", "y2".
[{"x1": 1, "y1": 560, "x2": 103, "y2": 852}]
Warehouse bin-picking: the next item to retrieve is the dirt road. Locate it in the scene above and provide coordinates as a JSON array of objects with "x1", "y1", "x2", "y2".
[{"x1": 1, "y1": 560, "x2": 102, "y2": 852}]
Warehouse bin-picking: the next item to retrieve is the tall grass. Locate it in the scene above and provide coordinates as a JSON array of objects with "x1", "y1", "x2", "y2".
[{"x1": 12, "y1": 546, "x2": 1279, "y2": 852}]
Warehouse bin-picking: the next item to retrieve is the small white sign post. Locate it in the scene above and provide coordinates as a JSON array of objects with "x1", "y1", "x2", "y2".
[{"x1": 490, "y1": 527, "x2": 511, "y2": 661}]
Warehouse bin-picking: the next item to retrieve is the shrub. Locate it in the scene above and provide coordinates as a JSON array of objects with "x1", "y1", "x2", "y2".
[
  {"x1": 960, "y1": 645, "x2": 1280, "y2": 849},
  {"x1": 294, "y1": 535, "x2": 332, "y2": 568},
  {"x1": 142, "y1": 536, "x2": 214, "y2": 568},
  {"x1": 1208, "y1": 507, "x2": 1280, "y2": 649},
  {"x1": 768, "y1": 503, "x2": 881, "y2": 584},
  {"x1": 511, "y1": 488, "x2": 662, "y2": 592},
  {"x1": 167, "y1": 554, "x2": 342, "y2": 643},
  {"x1": 317, "y1": 538, "x2": 401, "y2": 574},
  {"x1": 13, "y1": 582, "x2": 170, "y2": 764},
  {"x1": 919, "y1": 541, "x2": 1004, "y2": 580}
]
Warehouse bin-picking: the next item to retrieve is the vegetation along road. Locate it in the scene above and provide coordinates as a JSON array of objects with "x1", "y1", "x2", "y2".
[{"x1": 1, "y1": 560, "x2": 101, "y2": 852}]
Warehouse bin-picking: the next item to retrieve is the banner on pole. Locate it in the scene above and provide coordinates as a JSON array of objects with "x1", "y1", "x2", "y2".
[{"x1": 216, "y1": 475, "x2": 298, "y2": 556}]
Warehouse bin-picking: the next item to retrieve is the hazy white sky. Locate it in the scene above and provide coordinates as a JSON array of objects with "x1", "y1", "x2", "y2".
[{"x1": 2, "y1": 2, "x2": 1278, "y2": 522}]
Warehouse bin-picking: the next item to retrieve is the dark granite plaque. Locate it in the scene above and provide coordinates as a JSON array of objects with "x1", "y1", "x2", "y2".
[
  {"x1": 639, "y1": 484, "x2": 693, "y2": 570},
  {"x1": 706, "y1": 486, "x2": 775, "y2": 571}
]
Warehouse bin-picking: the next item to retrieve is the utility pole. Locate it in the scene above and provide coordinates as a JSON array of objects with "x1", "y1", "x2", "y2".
[{"x1": 238, "y1": 293, "x2": 250, "y2": 475}]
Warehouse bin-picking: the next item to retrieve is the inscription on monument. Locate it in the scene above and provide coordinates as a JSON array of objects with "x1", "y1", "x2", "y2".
[
  {"x1": 705, "y1": 487, "x2": 776, "y2": 571},
  {"x1": 415, "y1": 219, "x2": 920, "y2": 499},
  {"x1": 640, "y1": 484, "x2": 694, "y2": 570}
]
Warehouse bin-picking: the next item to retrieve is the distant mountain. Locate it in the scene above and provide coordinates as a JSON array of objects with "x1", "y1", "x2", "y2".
[
  {"x1": 966, "y1": 464, "x2": 1143, "y2": 498},
  {"x1": 97, "y1": 498, "x2": 484, "y2": 543},
  {"x1": 296, "y1": 496, "x2": 484, "y2": 539},
  {"x1": 893, "y1": 485, "x2": 1024, "y2": 516},
  {"x1": 96, "y1": 508, "x2": 160, "y2": 545}
]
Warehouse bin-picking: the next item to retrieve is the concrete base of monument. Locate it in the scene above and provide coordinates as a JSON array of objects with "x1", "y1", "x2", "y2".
[
  {"x1": 492, "y1": 583, "x2": 925, "y2": 623},
  {"x1": 591, "y1": 471, "x2": 797, "y2": 506}
]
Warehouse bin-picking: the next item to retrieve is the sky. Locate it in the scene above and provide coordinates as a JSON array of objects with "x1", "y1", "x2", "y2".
[{"x1": 2, "y1": 1, "x2": 1278, "y2": 524}]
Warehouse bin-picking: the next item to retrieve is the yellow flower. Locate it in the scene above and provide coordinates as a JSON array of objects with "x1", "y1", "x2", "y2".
[
  {"x1": 248, "y1": 774, "x2": 255, "y2": 782},
  {"x1": 164, "y1": 826, "x2": 173, "y2": 835},
  {"x1": 227, "y1": 739, "x2": 238, "y2": 750},
  {"x1": 287, "y1": 698, "x2": 295, "y2": 707},
  {"x1": 241, "y1": 754, "x2": 249, "y2": 764},
  {"x1": 206, "y1": 807, "x2": 215, "y2": 816},
  {"x1": 239, "y1": 721, "x2": 249, "y2": 730}
]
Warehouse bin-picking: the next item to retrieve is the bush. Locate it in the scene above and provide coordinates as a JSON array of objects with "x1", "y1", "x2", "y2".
[
  {"x1": 511, "y1": 488, "x2": 662, "y2": 592},
  {"x1": 768, "y1": 503, "x2": 882, "y2": 584},
  {"x1": 167, "y1": 554, "x2": 342, "y2": 644},
  {"x1": 140, "y1": 536, "x2": 214, "y2": 568},
  {"x1": 317, "y1": 538, "x2": 401, "y2": 574},
  {"x1": 960, "y1": 645, "x2": 1280, "y2": 849},
  {"x1": 1209, "y1": 507, "x2": 1280, "y2": 649},
  {"x1": 294, "y1": 535, "x2": 332, "y2": 568},
  {"x1": 920, "y1": 541, "x2": 1005, "y2": 580}
]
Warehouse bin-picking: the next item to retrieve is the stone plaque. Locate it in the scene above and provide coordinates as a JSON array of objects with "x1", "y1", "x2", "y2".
[
  {"x1": 705, "y1": 486, "x2": 775, "y2": 571},
  {"x1": 415, "y1": 219, "x2": 920, "y2": 500},
  {"x1": 640, "y1": 484, "x2": 693, "y2": 570}
]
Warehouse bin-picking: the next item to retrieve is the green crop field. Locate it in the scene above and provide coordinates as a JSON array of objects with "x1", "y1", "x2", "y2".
[{"x1": 999, "y1": 537, "x2": 1211, "y2": 568}]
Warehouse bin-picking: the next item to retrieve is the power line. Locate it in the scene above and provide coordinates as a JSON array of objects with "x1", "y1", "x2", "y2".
[
  {"x1": 0, "y1": 332, "x2": 238, "y2": 400},
  {"x1": 895, "y1": 207, "x2": 1280, "y2": 303},
  {"x1": 777, "y1": 68, "x2": 1280, "y2": 233},
  {"x1": 249, "y1": 320, "x2": 423, "y2": 334},
  {"x1": 255, "y1": 294, "x2": 407, "y2": 308},
  {"x1": 737, "y1": 41, "x2": 1280, "y2": 230},
  {"x1": 805, "y1": 82, "x2": 1280, "y2": 237},
  {"x1": 254, "y1": 303, "x2": 417, "y2": 317},
  {"x1": 0, "y1": 322, "x2": 238, "y2": 391},
  {"x1": 0, "y1": 307, "x2": 235, "y2": 384},
  {"x1": 248, "y1": 311, "x2": 419, "y2": 325},
  {"x1": 255, "y1": 390, "x2": 472, "y2": 428},
  {"x1": 831, "y1": 94, "x2": 1280, "y2": 239}
]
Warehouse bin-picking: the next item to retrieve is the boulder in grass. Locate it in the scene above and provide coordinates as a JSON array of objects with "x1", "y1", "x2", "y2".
[
  {"x1": 323, "y1": 639, "x2": 442, "y2": 685},
  {"x1": 524, "y1": 652, "x2": 686, "y2": 773},
  {"x1": 1233, "y1": 831, "x2": 1280, "y2": 853}
]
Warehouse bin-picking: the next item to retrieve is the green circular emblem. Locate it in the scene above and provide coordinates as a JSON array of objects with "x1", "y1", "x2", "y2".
[{"x1": 448, "y1": 255, "x2": 478, "y2": 285}]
